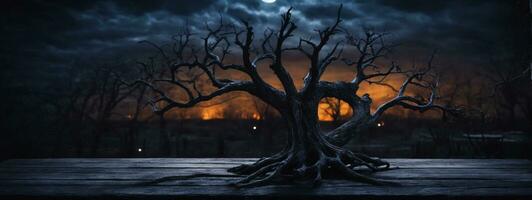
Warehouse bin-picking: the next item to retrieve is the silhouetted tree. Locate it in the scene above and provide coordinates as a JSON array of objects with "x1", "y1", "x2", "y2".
[
  {"x1": 127, "y1": 6, "x2": 456, "y2": 187},
  {"x1": 44, "y1": 63, "x2": 100, "y2": 156},
  {"x1": 40, "y1": 65, "x2": 86, "y2": 156},
  {"x1": 122, "y1": 84, "x2": 149, "y2": 156},
  {"x1": 483, "y1": 0, "x2": 531, "y2": 130},
  {"x1": 320, "y1": 97, "x2": 350, "y2": 126},
  {"x1": 87, "y1": 65, "x2": 137, "y2": 156}
]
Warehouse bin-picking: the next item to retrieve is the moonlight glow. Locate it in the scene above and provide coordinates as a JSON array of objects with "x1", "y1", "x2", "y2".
[{"x1": 262, "y1": 0, "x2": 276, "y2": 3}]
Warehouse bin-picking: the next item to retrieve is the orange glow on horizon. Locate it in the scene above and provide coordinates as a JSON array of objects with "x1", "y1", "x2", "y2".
[
  {"x1": 200, "y1": 107, "x2": 224, "y2": 120},
  {"x1": 252, "y1": 113, "x2": 262, "y2": 120}
]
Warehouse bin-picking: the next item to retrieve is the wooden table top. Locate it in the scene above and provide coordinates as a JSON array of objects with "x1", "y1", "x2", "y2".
[{"x1": 1, "y1": 158, "x2": 531, "y2": 199}]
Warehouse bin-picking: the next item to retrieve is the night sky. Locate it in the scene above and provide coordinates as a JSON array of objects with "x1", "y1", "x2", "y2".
[
  {"x1": 2, "y1": 0, "x2": 522, "y2": 69},
  {"x1": 0, "y1": 0, "x2": 528, "y2": 118},
  {"x1": 0, "y1": 0, "x2": 531, "y2": 161}
]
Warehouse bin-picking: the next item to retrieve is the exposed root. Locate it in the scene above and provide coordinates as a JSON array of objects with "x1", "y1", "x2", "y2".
[
  {"x1": 228, "y1": 147, "x2": 399, "y2": 188},
  {"x1": 334, "y1": 158, "x2": 399, "y2": 186},
  {"x1": 232, "y1": 160, "x2": 288, "y2": 188},
  {"x1": 228, "y1": 149, "x2": 288, "y2": 175}
]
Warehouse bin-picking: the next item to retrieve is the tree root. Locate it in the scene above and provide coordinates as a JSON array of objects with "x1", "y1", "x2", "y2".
[{"x1": 228, "y1": 148, "x2": 399, "y2": 188}]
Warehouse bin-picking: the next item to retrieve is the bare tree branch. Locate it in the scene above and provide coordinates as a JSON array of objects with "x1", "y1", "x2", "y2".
[
  {"x1": 370, "y1": 55, "x2": 459, "y2": 122},
  {"x1": 301, "y1": 5, "x2": 344, "y2": 96},
  {"x1": 268, "y1": 7, "x2": 298, "y2": 96}
]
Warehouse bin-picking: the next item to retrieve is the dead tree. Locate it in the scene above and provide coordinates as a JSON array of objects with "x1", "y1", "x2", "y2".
[
  {"x1": 40, "y1": 64, "x2": 89, "y2": 156},
  {"x1": 129, "y1": 6, "x2": 455, "y2": 187},
  {"x1": 87, "y1": 66, "x2": 137, "y2": 156},
  {"x1": 122, "y1": 84, "x2": 150, "y2": 156},
  {"x1": 492, "y1": 68, "x2": 532, "y2": 128},
  {"x1": 134, "y1": 57, "x2": 174, "y2": 156},
  {"x1": 47, "y1": 63, "x2": 101, "y2": 156}
]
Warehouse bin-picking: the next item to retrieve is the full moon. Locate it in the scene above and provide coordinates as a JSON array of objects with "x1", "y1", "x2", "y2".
[{"x1": 262, "y1": 0, "x2": 276, "y2": 3}]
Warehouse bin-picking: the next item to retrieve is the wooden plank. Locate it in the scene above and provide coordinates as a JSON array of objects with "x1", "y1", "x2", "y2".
[
  {"x1": 2, "y1": 158, "x2": 530, "y2": 169},
  {"x1": 2, "y1": 178, "x2": 532, "y2": 188},
  {"x1": 0, "y1": 158, "x2": 531, "y2": 199},
  {"x1": 1, "y1": 185, "x2": 532, "y2": 198},
  {"x1": 1, "y1": 167, "x2": 532, "y2": 179}
]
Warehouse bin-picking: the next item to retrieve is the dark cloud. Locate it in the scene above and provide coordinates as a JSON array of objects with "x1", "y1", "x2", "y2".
[
  {"x1": 112, "y1": 0, "x2": 215, "y2": 16},
  {"x1": 373, "y1": 0, "x2": 456, "y2": 14},
  {"x1": 300, "y1": 3, "x2": 360, "y2": 20},
  {"x1": 0, "y1": 0, "x2": 524, "y2": 89}
]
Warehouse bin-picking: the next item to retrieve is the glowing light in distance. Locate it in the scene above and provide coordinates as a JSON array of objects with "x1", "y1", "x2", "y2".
[{"x1": 262, "y1": 0, "x2": 276, "y2": 3}]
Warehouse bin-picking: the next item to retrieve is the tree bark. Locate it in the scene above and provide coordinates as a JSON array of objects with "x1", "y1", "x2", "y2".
[
  {"x1": 158, "y1": 114, "x2": 170, "y2": 157},
  {"x1": 123, "y1": 121, "x2": 138, "y2": 156}
]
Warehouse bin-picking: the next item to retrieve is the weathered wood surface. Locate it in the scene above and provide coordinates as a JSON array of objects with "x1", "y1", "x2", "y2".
[{"x1": 0, "y1": 158, "x2": 531, "y2": 199}]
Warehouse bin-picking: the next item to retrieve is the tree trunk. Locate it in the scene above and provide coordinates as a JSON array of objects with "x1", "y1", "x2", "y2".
[
  {"x1": 74, "y1": 122, "x2": 84, "y2": 156},
  {"x1": 90, "y1": 125, "x2": 102, "y2": 157},
  {"x1": 123, "y1": 122, "x2": 138, "y2": 157},
  {"x1": 158, "y1": 115, "x2": 170, "y2": 157},
  {"x1": 228, "y1": 98, "x2": 395, "y2": 187},
  {"x1": 262, "y1": 125, "x2": 274, "y2": 155}
]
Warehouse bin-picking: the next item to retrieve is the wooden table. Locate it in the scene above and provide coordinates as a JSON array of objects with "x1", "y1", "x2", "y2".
[{"x1": 0, "y1": 158, "x2": 531, "y2": 199}]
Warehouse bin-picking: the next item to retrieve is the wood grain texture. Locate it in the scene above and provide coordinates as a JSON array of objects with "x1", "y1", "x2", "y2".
[{"x1": 0, "y1": 158, "x2": 531, "y2": 199}]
